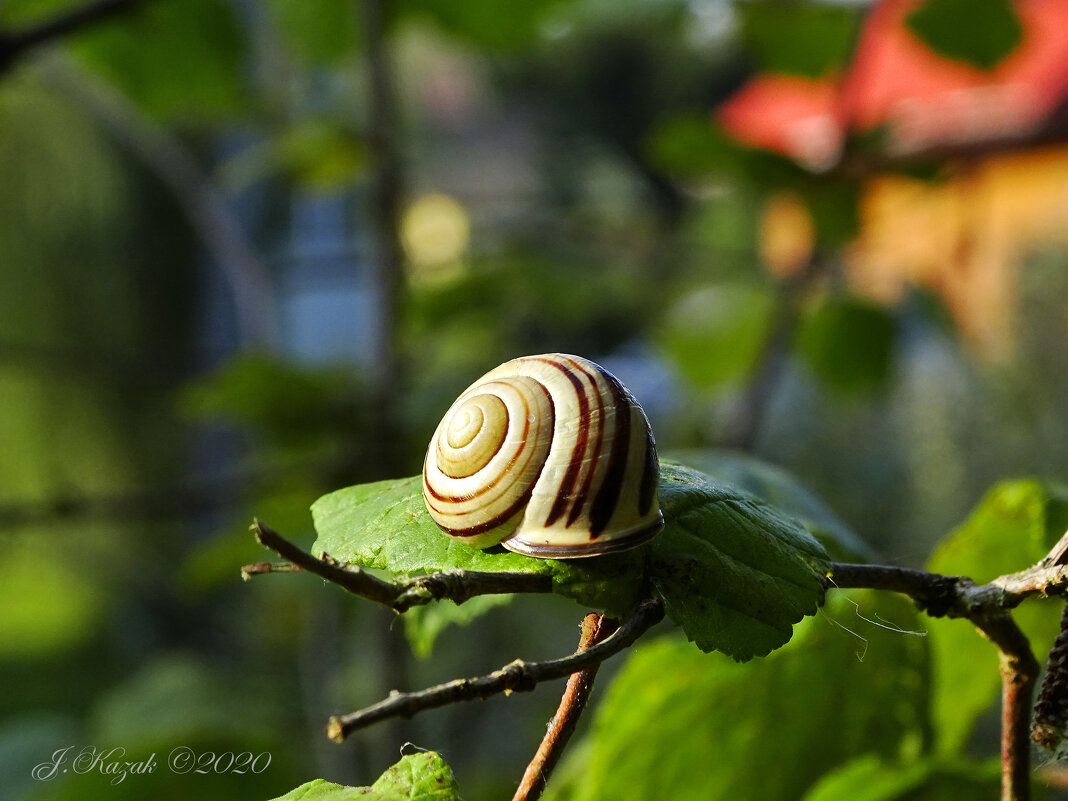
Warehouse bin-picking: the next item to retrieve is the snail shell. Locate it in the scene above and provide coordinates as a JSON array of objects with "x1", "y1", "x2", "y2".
[{"x1": 422, "y1": 354, "x2": 663, "y2": 558}]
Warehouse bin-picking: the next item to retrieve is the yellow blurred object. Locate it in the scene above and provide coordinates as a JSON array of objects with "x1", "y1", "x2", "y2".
[
  {"x1": 758, "y1": 146, "x2": 1068, "y2": 359},
  {"x1": 401, "y1": 192, "x2": 471, "y2": 282},
  {"x1": 847, "y1": 147, "x2": 1068, "y2": 358},
  {"x1": 759, "y1": 191, "x2": 816, "y2": 277}
]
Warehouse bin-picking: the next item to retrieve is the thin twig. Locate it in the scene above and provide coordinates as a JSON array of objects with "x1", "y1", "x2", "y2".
[
  {"x1": 248, "y1": 520, "x2": 553, "y2": 611},
  {"x1": 512, "y1": 613, "x2": 618, "y2": 801},
  {"x1": 0, "y1": 0, "x2": 155, "y2": 73},
  {"x1": 240, "y1": 561, "x2": 304, "y2": 579},
  {"x1": 971, "y1": 614, "x2": 1038, "y2": 801},
  {"x1": 325, "y1": 599, "x2": 665, "y2": 743}
]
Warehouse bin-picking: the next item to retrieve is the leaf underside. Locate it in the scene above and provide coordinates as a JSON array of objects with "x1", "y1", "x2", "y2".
[{"x1": 310, "y1": 460, "x2": 831, "y2": 661}]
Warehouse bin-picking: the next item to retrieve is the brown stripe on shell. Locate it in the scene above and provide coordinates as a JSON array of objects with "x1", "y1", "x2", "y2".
[
  {"x1": 586, "y1": 367, "x2": 631, "y2": 537},
  {"x1": 566, "y1": 358, "x2": 605, "y2": 527},
  {"x1": 543, "y1": 357, "x2": 590, "y2": 528}
]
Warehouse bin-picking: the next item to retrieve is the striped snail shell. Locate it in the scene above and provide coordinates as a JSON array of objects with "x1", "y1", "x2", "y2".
[{"x1": 422, "y1": 353, "x2": 663, "y2": 559}]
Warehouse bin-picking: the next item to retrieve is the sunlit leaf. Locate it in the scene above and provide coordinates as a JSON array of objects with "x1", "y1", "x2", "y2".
[
  {"x1": 270, "y1": 752, "x2": 461, "y2": 800},
  {"x1": 905, "y1": 0, "x2": 1022, "y2": 71},
  {"x1": 670, "y1": 449, "x2": 877, "y2": 562},
  {"x1": 309, "y1": 462, "x2": 830, "y2": 646},
  {"x1": 651, "y1": 461, "x2": 829, "y2": 660},
  {"x1": 310, "y1": 475, "x2": 648, "y2": 617},
  {"x1": 549, "y1": 591, "x2": 929, "y2": 801},
  {"x1": 926, "y1": 479, "x2": 1068, "y2": 754}
]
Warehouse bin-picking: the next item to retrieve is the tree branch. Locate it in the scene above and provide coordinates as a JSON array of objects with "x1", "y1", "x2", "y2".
[
  {"x1": 246, "y1": 520, "x2": 553, "y2": 611},
  {"x1": 512, "y1": 613, "x2": 618, "y2": 801},
  {"x1": 0, "y1": 0, "x2": 155, "y2": 74},
  {"x1": 324, "y1": 599, "x2": 664, "y2": 743},
  {"x1": 827, "y1": 561, "x2": 1068, "y2": 618}
]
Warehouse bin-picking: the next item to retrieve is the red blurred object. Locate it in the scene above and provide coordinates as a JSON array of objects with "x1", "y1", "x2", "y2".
[{"x1": 718, "y1": 0, "x2": 1068, "y2": 167}]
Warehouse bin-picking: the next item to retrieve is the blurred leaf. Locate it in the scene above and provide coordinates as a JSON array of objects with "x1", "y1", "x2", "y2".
[
  {"x1": 652, "y1": 460, "x2": 829, "y2": 660},
  {"x1": 550, "y1": 590, "x2": 930, "y2": 801},
  {"x1": 271, "y1": 752, "x2": 461, "y2": 800},
  {"x1": 406, "y1": 0, "x2": 567, "y2": 50},
  {"x1": 309, "y1": 462, "x2": 829, "y2": 647},
  {"x1": 73, "y1": 0, "x2": 247, "y2": 121},
  {"x1": 403, "y1": 594, "x2": 514, "y2": 658},
  {"x1": 89, "y1": 653, "x2": 276, "y2": 749},
  {"x1": 181, "y1": 353, "x2": 356, "y2": 452},
  {"x1": 738, "y1": 2, "x2": 860, "y2": 78},
  {"x1": 219, "y1": 120, "x2": 368, "y2": 192},
  {"x1": 925, "y1": 479, "x2": 1068, "y2": 754},
  {"x1": 801, "y1": 179, "x2": 861, "y2": 246},
  {"x1": 658, "y1": 282, "x2": 775, "y2": 390},
  {"x1": 670, "y1": 449, "x2": 878, "y2": 562},
  {"x1": 0, "y1": 539, "x2": 106, "y2": 660},
  {"x1": 800, "y1": 754, "x2": 999, "y2": 801},
  {"x1": 905, "y1": 0, "x2": 1022, "y2": 71},
  {"x1": 796, "y1": 295, "x2": 896, "y2": 395},
  {"x1": 266, "y1": 0, "x2": 359, "y2": 66},
  {"x1": 646, "y1": 113, "x2": 748, "y2": 179}
]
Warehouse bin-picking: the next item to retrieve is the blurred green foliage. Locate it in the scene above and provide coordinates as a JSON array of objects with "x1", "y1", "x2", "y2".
[
  {"x1": 905, "y1": 0, "x2": 1022, "y2": 71},
  {"x1": 2, "y1": 0, "x2": 1068, "y2": 799}
]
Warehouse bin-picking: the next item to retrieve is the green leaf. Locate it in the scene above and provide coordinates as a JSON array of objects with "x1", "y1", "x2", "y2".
[
  {"x1": 310, "y1": 476, "x2": 647, "y2": 617},
  {"x1": 738, "y1": 2, "x2": 860, "y2": 78},
  {"x1": 270, "y1": 752, "x2": 461, "y2": 800},
  {"x1": 309, "y1": 462, "x2": 830, "y2": 649},
  {"x1": 403, "y1": 594, "x2": 515, "y2": 658},
  {"x1": 669, "y1": 449, "x2": 877, "y2": 562},
  {"x1": 72, "y1": 0, "x2": 247, "y2": 121},
  {"x1": 219, "y1": 120, "x2": 368, "y2": 193},
  {"x1": 265, "y1": 0, "x2": 360, "y2": 66},
  {"x1": 905, "y1": 0, "x2": 1023, "y2": 71},
  {"x1": 549, "y1": 590, "x2": 930, "y2": 801},
  {"x1": 645, "y1": 113, "x2": 750, "y2": 179},
  {"x1": 926, "y1": 479, "x2": 1068, "y2": 754},
  {"x1": 796, "y1": 295, "x2": 896, "y2": 395},
  {"x1": 800, "y1": 754, "x2": 999, "y2": 801},
  {"x1": 650, "y1": 461, "x2": 830, "y2": 660},
  {"x1": 0, "y1": 538, "x2": 106, "y2": 659},
  {"x1": 657, "y1": 282, "x2": 775, "y2": 390},
  {"x1": 405, "y1": 0, "x2": 563, "y2": 50}
]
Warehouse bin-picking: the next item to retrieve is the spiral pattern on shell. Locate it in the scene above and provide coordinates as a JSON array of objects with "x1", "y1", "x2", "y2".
[{"x1": 422, "y1": 354, "x2": 662, "y2": 558}]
